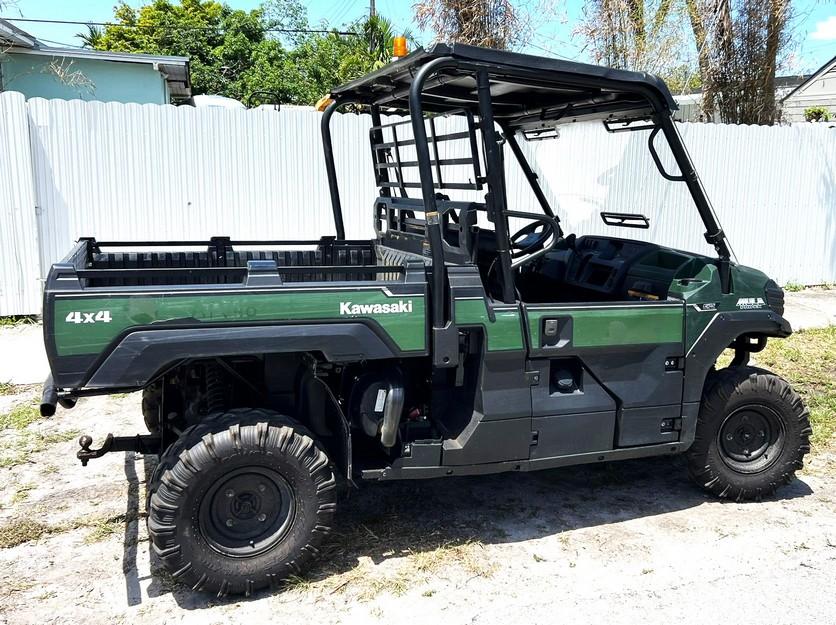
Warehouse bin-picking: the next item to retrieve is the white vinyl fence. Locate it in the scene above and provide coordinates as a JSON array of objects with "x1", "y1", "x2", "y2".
[{"x1": 1, "y1": 89, "x2": 834, "y2": 315}]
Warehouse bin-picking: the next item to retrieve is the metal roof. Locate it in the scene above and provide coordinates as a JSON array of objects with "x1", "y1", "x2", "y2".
[
  {"x1": 781, "y1": 53, "x2": 836, "y2": 103},
  {"x1": 330, "y1": 43, "x2": 677, "y2": 128},
  {"x1": 0, "y1": 17, "x2": 39, "y2": 46}
]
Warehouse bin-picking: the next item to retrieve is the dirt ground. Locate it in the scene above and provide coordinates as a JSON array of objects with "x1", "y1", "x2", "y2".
[{"x1": 0, "y1": 389, "x2": 834, "y2": 625}]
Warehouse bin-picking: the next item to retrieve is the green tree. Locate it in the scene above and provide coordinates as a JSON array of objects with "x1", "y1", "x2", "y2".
[
  {"x1": 90, "y1": 0, "x2": 401, "y2": 105},
  {"x1": 77, "y1": 24, "x2": 104, "y2": 49},
  {"x1": 95, "y1": 0, "x2": 269, "y2": 98},
  {"x1": 295, "y1": 14, "x2": 403, "y2": 94}
]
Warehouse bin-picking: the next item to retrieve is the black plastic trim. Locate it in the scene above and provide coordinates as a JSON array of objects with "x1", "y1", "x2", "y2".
[
  {"x1": 683, "y1": 310, "x2": 792, "y2": 403},
  {"x1": 84, "y1": 323, "x2": 402, "y2": 388}
]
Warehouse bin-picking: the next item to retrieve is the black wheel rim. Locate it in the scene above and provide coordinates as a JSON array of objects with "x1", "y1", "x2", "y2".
[
  {"x1": 717, "y1": 404, "x2": 786, "y2": 474},
  {"x1": 199, "y1": 466, "x2": 296, "y2": 557}
]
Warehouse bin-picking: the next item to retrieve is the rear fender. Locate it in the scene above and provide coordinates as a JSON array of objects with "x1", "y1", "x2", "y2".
[{"x1": 84, "y1": 323, "x2": 398, "y2": 388}]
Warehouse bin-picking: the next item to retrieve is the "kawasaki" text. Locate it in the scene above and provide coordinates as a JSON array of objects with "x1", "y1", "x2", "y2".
[{"x1": 339, "y1": 300, "x2": 413, "y2": 315}]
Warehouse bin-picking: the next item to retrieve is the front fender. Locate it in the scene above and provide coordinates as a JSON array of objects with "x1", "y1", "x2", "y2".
[{"x1": 683, "y1": 309, "x2": 791, "y2": 403}]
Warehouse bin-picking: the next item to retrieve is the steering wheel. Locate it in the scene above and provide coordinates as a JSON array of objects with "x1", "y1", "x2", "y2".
[{"x1": 510, "y1": 221, "x2": 552, "y2": 258}]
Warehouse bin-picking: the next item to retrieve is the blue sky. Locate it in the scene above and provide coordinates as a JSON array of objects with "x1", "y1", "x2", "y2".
[{"x1": 3, "y1": 0, "x2": 835, "y2": 74}]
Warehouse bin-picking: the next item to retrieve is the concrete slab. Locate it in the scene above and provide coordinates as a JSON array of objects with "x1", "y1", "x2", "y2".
[
  {"x1": 0, "y1": 287, "x2": 833, "y2": 385},
  {"x1": 784, "y1": 288, "x2": 836, "y2": 331},
  {"x1": 0, "y1": 323, "x2": 48, "y2": 385}
]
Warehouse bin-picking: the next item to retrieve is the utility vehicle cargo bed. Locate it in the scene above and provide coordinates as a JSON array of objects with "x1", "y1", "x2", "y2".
[{"x1": 63, "y1": 236, "x2": 382, "y2": 286}]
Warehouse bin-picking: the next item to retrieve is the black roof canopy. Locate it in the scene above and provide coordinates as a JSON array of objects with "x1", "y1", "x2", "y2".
[{"x1": 330, "y1": 43, "x2": 677, "y2": 129}]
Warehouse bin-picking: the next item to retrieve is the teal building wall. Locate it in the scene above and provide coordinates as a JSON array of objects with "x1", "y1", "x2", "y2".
[{"x1": 0, "y1": 53, "x2": 168, "y2": 104}]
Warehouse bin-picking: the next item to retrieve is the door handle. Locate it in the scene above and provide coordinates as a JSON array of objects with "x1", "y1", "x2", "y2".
[{"x1": 541, "y1": 316, "x2": 572, "y2": 348}]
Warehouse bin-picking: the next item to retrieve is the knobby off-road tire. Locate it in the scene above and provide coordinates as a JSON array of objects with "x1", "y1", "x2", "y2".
[
  {"x1": 147, "y1": 408, "x2": 337, "y2": 597},
  {"x1": 688, "y1": 366, "x2": 811, "y2": 501},
  {"x1": 141, "y1": 383, "x2": 162, "y2": 434}
]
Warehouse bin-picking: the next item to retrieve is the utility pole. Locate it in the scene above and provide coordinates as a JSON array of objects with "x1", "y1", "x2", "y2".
[{"x1": 370, "y1": 0, "x2": 376, "y2": 17}]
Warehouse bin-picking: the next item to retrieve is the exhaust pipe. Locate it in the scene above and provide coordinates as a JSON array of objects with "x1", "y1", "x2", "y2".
[{"x1": 40, "y1": 374, "x2": 58, "y2": 417}]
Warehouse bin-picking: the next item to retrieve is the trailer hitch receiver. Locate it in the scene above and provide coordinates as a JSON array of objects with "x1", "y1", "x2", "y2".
[{"x1": 77, "y1": 433, "x2": 162, "y2": 466}]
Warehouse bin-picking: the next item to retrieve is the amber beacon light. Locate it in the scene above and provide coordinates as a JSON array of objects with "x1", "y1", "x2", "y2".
[{"x1": 393, "y1": 36, "x2": 408, "y2": 59}]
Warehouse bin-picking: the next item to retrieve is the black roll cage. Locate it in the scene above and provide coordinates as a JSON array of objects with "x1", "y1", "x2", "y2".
[{"x1": 320, "y1": 48, "x2": 733, "y2": 361}]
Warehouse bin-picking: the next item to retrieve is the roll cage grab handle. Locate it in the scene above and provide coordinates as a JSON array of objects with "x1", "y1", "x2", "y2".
[{"x1": 320, "y1": 55, "x2": 734, "y2": 331}]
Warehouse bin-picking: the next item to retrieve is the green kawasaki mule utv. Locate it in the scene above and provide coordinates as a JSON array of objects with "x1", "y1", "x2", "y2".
[{"x1": 40, "y1": 44, "x2": 810, "y2": 596}]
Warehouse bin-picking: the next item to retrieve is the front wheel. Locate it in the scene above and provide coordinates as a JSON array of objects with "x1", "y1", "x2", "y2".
[
  {"x1": 688, "y1": 366, "x2": 811, "y2": 501},
  {"x1": 147, "y1": 409, "x2": 337, "y2": 596}
]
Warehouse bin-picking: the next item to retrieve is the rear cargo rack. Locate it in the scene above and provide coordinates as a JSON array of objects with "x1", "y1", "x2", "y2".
[{"x1": 55, "y1": 236, "x2": 410, "y2": 288}]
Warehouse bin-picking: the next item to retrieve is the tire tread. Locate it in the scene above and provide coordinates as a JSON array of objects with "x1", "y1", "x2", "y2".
[
  {"x1": 687, "y1": 365, "x2": 811, "y2": 500},
  {"x1": 147, "y1": 408, "x2": 336, "y2": 597}
]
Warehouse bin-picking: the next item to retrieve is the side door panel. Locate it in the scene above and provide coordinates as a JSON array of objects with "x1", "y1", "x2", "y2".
[
  {"x1": 440, "y1": 294, "x2": 533, "y2": 466},
  {"x1": 524, "y1": 301, "x2": 685, "y2": 459}
]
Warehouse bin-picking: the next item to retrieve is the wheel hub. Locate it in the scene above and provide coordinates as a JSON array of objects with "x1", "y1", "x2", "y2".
[
  {"x1": 199, "y1": 467, "x2": 295, "y2": 557},
  {"x1": 718, "y1": 405, "x2": 785, "y2": 473}
]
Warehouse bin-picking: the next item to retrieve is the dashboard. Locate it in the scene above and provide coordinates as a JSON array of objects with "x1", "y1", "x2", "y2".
[{"x1": 536, "y1": 236, "x2": 708, "y2": 301}]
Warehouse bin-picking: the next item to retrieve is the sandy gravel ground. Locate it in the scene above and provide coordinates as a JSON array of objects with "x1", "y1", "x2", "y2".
[{"x1": 0, "y1": 390, "x2": 834, "y2": 625}]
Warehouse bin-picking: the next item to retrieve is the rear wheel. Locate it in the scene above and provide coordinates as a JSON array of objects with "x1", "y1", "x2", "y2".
[
  {"x1": 141, "y1": 383, "x2": 162, "y2": 434},
  {"x1": 147, "y1": 409, "x2": 337, "y2": 596},
  {"x1": 688, "y1": 366, "x2": 811, "y2": 500}
]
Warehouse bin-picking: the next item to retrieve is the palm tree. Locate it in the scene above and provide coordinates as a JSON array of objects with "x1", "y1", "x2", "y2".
[
  {"x1": 77, "y1": 24, "x2": 104, "y2": 49},
  {"x1": 361, "y1": 14, "x2": 396, "y2": 65}
]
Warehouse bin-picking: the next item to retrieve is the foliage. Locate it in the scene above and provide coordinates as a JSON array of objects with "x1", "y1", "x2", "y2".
[
  {"x1": 89, "y1": 0, "x2": 402, "y2": 106},
  {"x1": 77, "y1": 24, "x2": 104, "y2": 49},
  {"x1": 685, "y1": 0, "x2": 793, "y2": 125},
  {"x1": 578, "y1": 0, "x2": 690, "y2": 76},
  {"x1": 661, "y1": 63, "x2": 703, "y2": 94},
  {"x1": 752, "y1": 326, "x2": 836, "y2": 449},
  {"x1": 0, "y1": 402, "x2": 41, "y2": 430},
  {"x1": 414, "y1": 0, "x2": 543, "y2": 50},
  {"x1": 0, "y1": 315, "x2": 37, "y2": 327},
  {"x1": 804, "y1": 106, "x2": 831, "y2": 122},
  {"x1": 578, "y1": 0, "x2": 794, "y2": 124}
]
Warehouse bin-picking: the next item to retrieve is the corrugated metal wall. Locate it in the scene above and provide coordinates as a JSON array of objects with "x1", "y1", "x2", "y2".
[
  {"x1": 0, "y1": 92, "x2": 41, "y2": 316},
  {"x1": 2, "y1": 92, "x2": 834, "y2": 315},
  {"x1": 515, "y1": 122, "x2": 836, "y2": 285}
]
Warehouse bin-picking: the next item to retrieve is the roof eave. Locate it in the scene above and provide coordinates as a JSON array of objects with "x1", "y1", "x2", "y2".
[
  {"x1": 781, "y1": 53, "x2": 836, "y2": 103},
  {"x1": 7, "y1": 45, "x2": 189, "y2": 66},
  {"x1": 0, "y1": 20, "x2": 39, "y2": 47}
]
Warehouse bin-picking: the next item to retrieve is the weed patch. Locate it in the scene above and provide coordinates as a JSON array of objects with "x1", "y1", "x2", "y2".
[
  {"x1": 752, "y1": 326, "x2": 836, "y2": 449},
  {"x1": 0, "y1": 430, "x2": 80, "y2": 469},
  {"x1": 0, "y1": 402, "x2": 41, "y2": 430},
  {"x1": 0, "y1": 316, "x2": 37, "y2": 327},
  {"x1": 0, "y1": 518, "x2": 53, "y2": 548}
]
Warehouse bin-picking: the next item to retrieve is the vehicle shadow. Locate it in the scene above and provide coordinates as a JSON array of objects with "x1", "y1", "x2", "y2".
[
  {"x1": 137, "y1": 454, "x2": 813, "y2": 608},
  {"x1": 123, "y1": 451, "x2": 142, "y2": 607}
]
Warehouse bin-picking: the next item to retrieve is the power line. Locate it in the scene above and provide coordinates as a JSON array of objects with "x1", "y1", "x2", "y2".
[
  {"x1": 1, "y1": 16, "x2": 358, "y2": 36},
  {"x1": 37, "y1": 37, "x2": 85, "y2": 49},
  {"x1": 527, "y1": 40, "x2": 582, "y2": 62},
  {"x1": 331, "y1": 0, "x2": 358, "y2": 27}
]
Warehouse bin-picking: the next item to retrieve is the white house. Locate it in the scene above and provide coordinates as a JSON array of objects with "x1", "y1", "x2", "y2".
[{"x1": 781, "y1": 54, "x2": 836, "y2": 122}]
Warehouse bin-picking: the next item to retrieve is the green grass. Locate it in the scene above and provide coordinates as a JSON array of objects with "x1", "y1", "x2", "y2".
[
  {"x1": 0, "y1": 383, "x2": 35, "y2": 396},
  {"x1": 0, "y1": 518, "x2": 53, "y2": 549},
  {"x1": 0, "y1": 316, "x2": 37, "y2": 327},
  {"x1": 10, "y1": 482, "x2": 35, "y2": 504},
  {"x1": 783, "y1": 282, "x2": 806, "y2": 292},
  {"x1": 0, "y1": 402, "x2": 41, "y2": 430},
  {"x1": 0, "y1": 430, "x2": 80, "y2": 469},
  {"x1": 83, "y1": 514, "x2": 129, "y2": 544},
  {"x1": 751, "y1": 326, "x2": 836, "y2": 449},
  {"x1": 0, "y1": 512, "x2": 137, "y2": 549}
]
